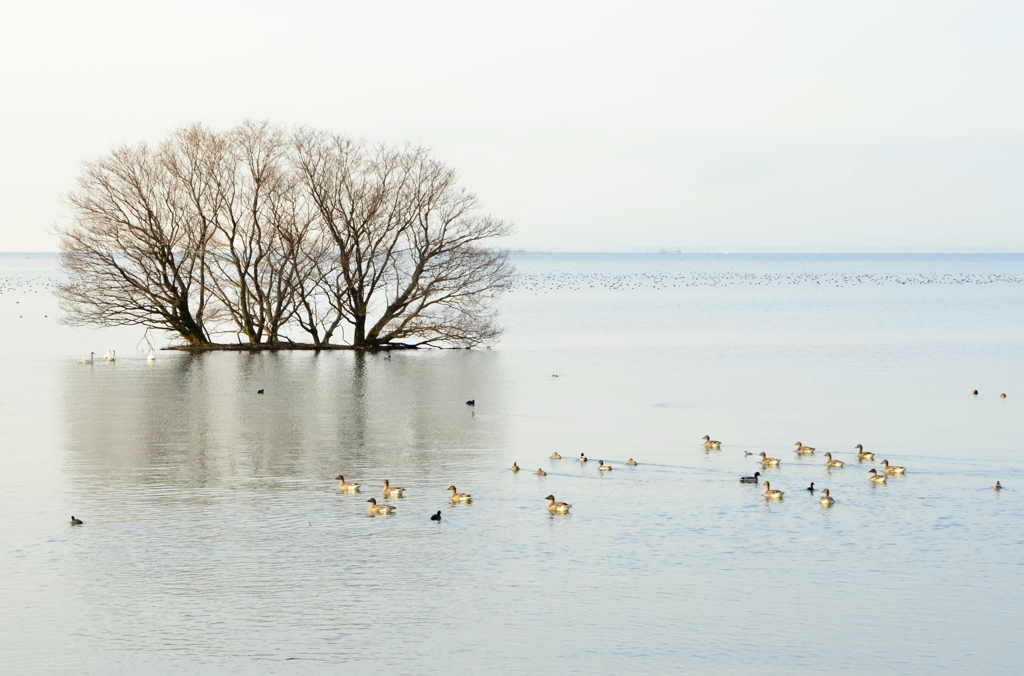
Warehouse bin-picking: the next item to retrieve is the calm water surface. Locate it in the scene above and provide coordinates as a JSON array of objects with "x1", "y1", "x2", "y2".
[{"x1": 1, "y1": 253, "x2": 1022, "y2": 673}]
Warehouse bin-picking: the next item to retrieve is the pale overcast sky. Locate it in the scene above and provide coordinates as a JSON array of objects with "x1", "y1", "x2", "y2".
[{"x1": 1, "y1": 0, "x2": 1022, "y2": 251}]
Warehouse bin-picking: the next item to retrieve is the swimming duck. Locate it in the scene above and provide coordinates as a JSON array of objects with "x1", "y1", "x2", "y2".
[
  {"x1": 806, "y1": 482, "x2": 815, "y2": 493},
  {"x1": 824, "y1": 453, "x2": 844, "y2": 468},
  {"x1": 544, "y1": 494, "x2": 571, "y2": 514},
  {"x1": 579, "y1": 453, "x2": 588, "y2": 463},
  {"x1": 759, "y1": 452, "x2": 780, "y2": 467},
  {"x1": 70, "y1": 516, "x2": 83, "y2": 525},
  {"x1": 868, "y1": 469, "x2": 887, "y2": 484},
  {"x1": 971, "y1": 390, "x2": 978, "y2": 395},
  {"x1": 993, "y1": 481, "x2": 1002, "y2": 490},
  {"x1": 536, "y1": 468, "x2": 547, "y2": 476},
  {"x1": 819, "y1": 488, "x2": 835, "y2": 507},
  {"x1": 627, "y1": 458, "x2": 638, "y2": 466},
  {"x1": 511, "y1": 462, "x2": 520, "y2": 473},
  {"x1": 880, "y1": 459, "x2": 906, "y2": 474},
  {"x1": 740, "y1": 471, "x2": 761, "y2": 484},
  {"x1": 382, "y1": 479, "x2": 405, "y2": 497},
  {"x1": 366, "y1": 498, "x2": 395, "y2": 515},
  {"x1": 794, "y1": 442, "x2": 815, "y2": 454},
  {"x1": 77, "y1": 352, "x2": 95, "y2": 364},
  {"x1": 430, "y1": 510, "x2": 442, "y2": 521},
  {"x1": 447, "y1": 486, "x2": 472, "y2": 503},
  {"x1": 855, "y1": 444, "x2": 874, "y2": 461},
  {"x1": 702, "y1": 435, "x2": 721, "y2": 449},
  {"x1": 334, "y1": 475, "x2": 361, "y2": 492},
  {"x1": 744, "y1": 451, "x2": 753, "y2": 457},
  {"x1": 551, "y1": 452, "x2": 562, "y2": 460},
  {"x1": 1000, "y1": 393, "x2": 1007, "y2": 398},
  {"x1": 762, "y1": 481, "x2": 784, "y2": 500}
]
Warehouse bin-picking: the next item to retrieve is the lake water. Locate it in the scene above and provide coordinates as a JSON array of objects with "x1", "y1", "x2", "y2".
[{"x1": 1, "y1": 252, "x2": 1022, "y2": 673}]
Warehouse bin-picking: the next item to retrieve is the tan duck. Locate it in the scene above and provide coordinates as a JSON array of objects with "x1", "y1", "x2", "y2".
[
  {"x1": 855, "y1": 444, "x2": 874, "y2": 461},
  {"x1": 868, "y1": 469, "x2": 887, "y2": 484},
  {"x1": 382, "y1": 479, "x2": 405, "y2": 497},
  {"x1": 627, "y1": 458, "x2": 638, "y2": 466},
  {"x1": 447, "y1": 485, "x2": 472, "y2": 503},
  {"x1": 880, "y1": 459, "x2": 906, "y2": 474},
  {"x1": 702, "y1": 435, "x2": 721, "y2": 449},
  {"x1": 824, "y1": 452, "x2": 844, "y2": 468},
  {"x1": 794, "y1": 442, "x2": 815, "y2": 454},
  {"x1": 762, "y1": 481, "x2": 784, "y2": 500},
  {"x1": 994, "y1": 481, "x2": 1002, "y2": 490},
  {"x1": 334, "y1": 475, "x2": 361, "y2": 492},
  {"x1": 366, "y1": 498, "x2": 395, "y2": 515},
  {"x1": 544, "y1": 494, "x2": 571, "y2": 514},
  {"x1": 819, "y1": 488, "x2": 835, "y2": 507},
  {"x1": 759, "y1": 452, "x2": 781, "y2": 467},
  {"x1": 511, "y1": 462, "x2": 520, "y2": 473},
  {"x1": 579, "y1": 453, "x2": 588, "y2": 463},
  {"x1": 536, "y1": 468, "x2": 547, "y2": 476},
  {"x1": 598, "y1": 460, "x2": 612, "y2": 471},
  {"x1": 551, "y1": 452, "x2": 562, "y2": 460}
]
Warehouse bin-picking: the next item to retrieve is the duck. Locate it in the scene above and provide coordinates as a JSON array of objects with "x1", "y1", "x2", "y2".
[
  {"x1": 627, "y1": 458, "x2": 638, "y2": 466},
  {"x1": 759, "y1": 452, "x2": 780, "y2": 467},
  {"x1": 334, "y1": 475, "x2": 360, "y2": 492},
  {"x1": 868, "y1": 469, "x2": 887, "y2": 484},
  {"x1": 70, "y1": 516, "x2": 83, "y2": 526},
  {"x1": 1000, "y1": 393, "x2": 1007, "y2": 399},
  {"x1": 794, "y1": 442, "x2": 815, "y2": 454},
  {"x1": 465, "y1": 399, "x2": 475, "y2": 406},
  {"x1": 447, "y1": 486, "x2": 472, "y2": 503},
  {"x1": 806, "y1": 482, "x2": 815, "y2": 493},
  {"x1": 855, "y1": 444, "x2": 874, "y2": 461},
  {"x1": 819, "y1": 488, "x2": 835, "y2": 507},
  {"x1": 511, "y1": 462, "x2": 520, "y2": 473},
  {"x1": 104, "y1": 349, "x2": 116, "y2": 362},
  {"x1": 762, "y1": 481, "x2": 784, "y2": 500},
  {"x1": 551, "y1": 452, "x2": 562, "y2": 460},
  {"x1": 382, "y1": 479, "x2": 405, "y2": 497},
  {"x1": 536, "y1": 468, "x2": 547, "y2": 476},
  {"x1": 880, "y1": 459, "x2": 906, "y2": 474},
  {"x1": 77, "y1": 352, "x2": 95, "y2": 364},
  {"x1": 366, "y1": 498, "x2": 395, "y2": 515},
  {"x1": 971, "y1": 390, "x2": 978, "y2": 395},
  {"x1": 993, "y1": 481, "x2": 1002, "y2": 491},
  {"x1": 146, "y1": 348, "x2": 156, "y2": 362},
  {"x1": 824, "y1": 452, "x2": 844, "y2": 468},
  {"x1": 744, "y1": 451, "x2": 753, "y2": 457},
  {"x1": 579, "y1": 453, "x2": 588, "y2": 463},
  {"x1": 598, "y1": 460, "x2": 612, "y2": 471},
  {"x1": 702, "y1": 435, "x2": 721, "y2": 449},
  {"x1": 544, "y1": 494, "x2": 571, "y2": 514},
  {"x1": 430, "y1": 510, "x2": 442, "y2": 521},
  {"x1": 740, "y1": 471, "x2": 761, "y2": 484}
]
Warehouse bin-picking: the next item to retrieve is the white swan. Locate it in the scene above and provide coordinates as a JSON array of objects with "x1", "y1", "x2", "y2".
[
  {"x1": 147, "y1": 348, "x2": 156, "y2": 362},
  {"x1": 77, "y1": 352, "x2": 95, "y2": 364},
  {"x1": 103, "y1": 349, "x2": 116, "y2": 362}
]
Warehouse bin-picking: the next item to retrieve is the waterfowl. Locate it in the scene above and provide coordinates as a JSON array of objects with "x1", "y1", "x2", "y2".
[
  {"x1": 759, "y1": 452, "x2": 780, "y2": 467},
  {"x1": 366, "y1": 498, "x2": 395, "y2": 515},
  {"x1": 794, "y1": 442, "x2": 815, "y2": 454},
  {"x1": 627, "y1": 458, "x2": 638, "y2": 466},
  {"x1": 744, "y1": 451, "x2": 753, "y2": 456},
  {"x1": 855, "y1": 444, "x2": 874, "y2": 461},
  {"x1": 104, "y1": 349, "x2": 116, "y2": 362},
  {"x1": 382, "y1": 479, "x2": 405, "y2": 497},
  {"x1": 598, "y1": 460, "x2": 612, "y2": 471},
  {"x1": 994, "y1": 481, "x2": 1002, "y2": 490},
  {"x1": 806, "y1": 482, "x2": 815, "y2": 493},
  {"x1": 740, "y1": 471, "x2": 761, "y2": 484},
  {"x1": 70, "y1": 516, "x2": 83, "y2": 525},
  {"x1": 819, "y1": 488, "x2": 834, "y2": 507},
  {"x1": 77, "y1": 352, "x2": 95, "y2": 364},
  {"x1": 146, "y1": 348, "x2": 156, "y2": 362},
  {"x1": 511, "y1": 462, "x2": 520, "y2": 473},
  {"x1": 544, "y1": 494, "x2": 571, "y2": 514},
  {"x1": 536, "y1": 468, "x2": 547, "y2": 476},
  {"x1": 579, "y1": 453, "x2": 588, "y2": 463},
  {"x1": 1000, "y1": 393, "x2": 1007, "y2": 398},
  {"x1": 257, "y1": 388, "x2": 264, "y2": 394},
  {"x1": 551, "y1": 452, "x2": 562, "y2": 460},
  {"x1": 447, "y1": 486, "x2": 472, "y2": 503},
  {"x1": 971, "y1": 390, "x2": 978, "y2": 395},
  {"x1": 334, "y1": 475, "x2": 360, "y2": 492},
  {"x1": 880, "y1": 459, "x2": 906, "y2": 474},
  {"x1": 824, "y1": 452, "x2": 844, "y2": 468},
  {"x1": 868, "y1": 469, "x2": 887, "y2": 484},
  {"x1": 430, "y1": 510, "x2": 442, "y2": 521},
  {"x1": 762, "y1": 481, "x2": 784, "y2": 500},
  {"x1": 702, "y1": 435, "x2": 721, "y2": 449},
  {"x1": 465, "y1": 399, "x2": 475, "y2": 406}
]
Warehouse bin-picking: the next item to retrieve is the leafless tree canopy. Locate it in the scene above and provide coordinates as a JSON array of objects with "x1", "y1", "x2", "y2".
[{"x1": 58, "y1": 122, "x2": 513, "y2": 349}]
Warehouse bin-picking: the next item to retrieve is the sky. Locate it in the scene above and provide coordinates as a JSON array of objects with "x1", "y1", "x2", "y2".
[{"x1": 1, "y1": 0, "x2": 1022, "y2": 252}]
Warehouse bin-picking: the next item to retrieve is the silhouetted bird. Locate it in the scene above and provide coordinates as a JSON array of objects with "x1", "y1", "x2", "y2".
[
  {"x1": 71, "y1": 516, "x2": 83, "y2": 525},
  {"x1": 971, "y1": 390, "x2": 978, "y2": 395},
  {"x1": 806, "y1": 483, "x2": 816, "y2": 493},
  {"x1": 257, "y1": 389, "x2": 264, "y2": 394},
  {"x1": 430, "y1": 511, "x2": 442, "y2": 521},
  {"x1": 465, "y1": 399, "x2": 475, "y2": 406}
]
